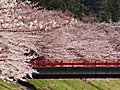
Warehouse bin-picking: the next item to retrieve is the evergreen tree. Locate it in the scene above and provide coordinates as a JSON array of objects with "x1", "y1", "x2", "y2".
[
  {"x1": 109, "y1": 0, "x2": 120, "y2": 22},
  {"x1": 66, "y1": 0, "x2": 84, "y2": 20},
  {"x1": 97, "y1": 0, "x2": 112, "y2": 22}
]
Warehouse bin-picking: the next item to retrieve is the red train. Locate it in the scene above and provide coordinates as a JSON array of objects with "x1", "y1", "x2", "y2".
[{"x1": 26, "y1": 59, "x2": 120, "y2": 78}]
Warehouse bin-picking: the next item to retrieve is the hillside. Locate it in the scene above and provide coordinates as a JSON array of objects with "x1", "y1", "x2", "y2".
[{"x1": 0, "y1": 2, "x2": 120, "y2": 90}]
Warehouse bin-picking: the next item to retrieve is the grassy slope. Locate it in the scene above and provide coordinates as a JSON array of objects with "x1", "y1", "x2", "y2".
[
  {"x1": 0, "y1": 79, "x2": 21, "y2": 90},
  {"x1": 28, "y1": 79, "x2": 120, "y2": 90},
  {"x1": 0, "y1": 79, "x2": 120, "y2": 90}
]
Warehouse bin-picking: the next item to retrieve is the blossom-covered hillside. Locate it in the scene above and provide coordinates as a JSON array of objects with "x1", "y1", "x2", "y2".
[{"x1": 0, "y1": 0, "x2": 120, "y2": 80}]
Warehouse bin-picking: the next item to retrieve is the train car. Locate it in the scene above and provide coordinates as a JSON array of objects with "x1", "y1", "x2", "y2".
[{"x1": 26, "y1": 59, "x2": 120, "y2": 78}]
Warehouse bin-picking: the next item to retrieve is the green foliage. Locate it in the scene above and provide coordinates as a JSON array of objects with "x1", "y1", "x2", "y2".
[
  {"x1": 25, "y1": 0, "x2": 120, "y2": 22},
  {"x1": 96, "y1": 0, "x2": 112, "y2": 22},
  {"x1": 109, "y1": 0, "x2": 120, "y2": 22}
]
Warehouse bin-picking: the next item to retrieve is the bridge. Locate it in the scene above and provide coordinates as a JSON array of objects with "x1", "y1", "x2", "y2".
[{"x1": 27, "y1": 59, "x2": 120, "y2": 78}]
